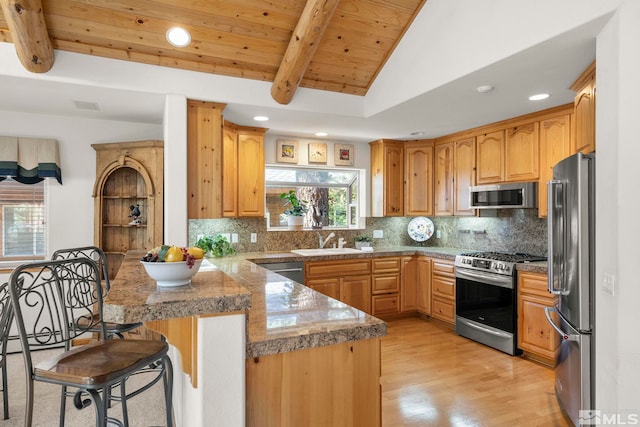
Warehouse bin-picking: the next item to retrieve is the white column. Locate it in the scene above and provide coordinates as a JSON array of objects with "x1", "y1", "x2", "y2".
[
  {"x1": 163, "y1": 94, "x2": 188, "y2": 247},
  {"x1": 172, "y1": 314, "x2": 246, "y2": 427}
]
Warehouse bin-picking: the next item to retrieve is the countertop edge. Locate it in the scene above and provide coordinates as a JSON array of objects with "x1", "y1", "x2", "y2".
[{"x1": 246, "y1": 322, "x2": 388, "y2": 358}]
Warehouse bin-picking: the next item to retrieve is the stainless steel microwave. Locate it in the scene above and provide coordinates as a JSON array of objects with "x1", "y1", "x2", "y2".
[{"x1": 469, "y1": 182, "x2": 537, "y2": 209}]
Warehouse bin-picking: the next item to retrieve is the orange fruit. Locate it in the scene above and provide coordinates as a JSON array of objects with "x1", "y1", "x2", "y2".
[
  {"x1": 165, "y1": 246, "x2": 184, "y2": 262},
  {"x1": 187, "y1": 247, "x2": 205, "y2": 259}
]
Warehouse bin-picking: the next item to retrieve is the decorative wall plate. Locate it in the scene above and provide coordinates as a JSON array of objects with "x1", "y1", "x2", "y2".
[{"x1": 407, "y1": 216, "x2": 434, "y2": 242}]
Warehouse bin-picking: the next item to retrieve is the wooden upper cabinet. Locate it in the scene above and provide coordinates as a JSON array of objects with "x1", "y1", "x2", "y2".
[
  {"x1": 434, "y1": 142, "x2": 454, "y2": 216},
  {"x1": 370, "y1": 139, "x2": 404, "y2": 217},
  {"x1": 476, "y1": 130, "x2": 505, "y2": 184},
  {"x1": 222, "y1": 122, "x2": 238, "y2": 217},
  {"x1": 505, "y1": 122, "x2": 539, "y2": 182},
  {"x1": 236, "y1": 127, "x2": 266, "y2": 217},
  {"x1": 187, "y1": 100, "x2": 226, "y2": 219},
  {"x1": 571, "y1": 61, "x2": 596, "y2": 154},
  {"x1": 453, "y1": 137, "x2": 476, "y2": 216},
  {"x1": 404, "y1": 140, "x2": 434, "y2": 216},
  {"x1": 538, "y1": 114, "x2": 572, "y2": 218}
]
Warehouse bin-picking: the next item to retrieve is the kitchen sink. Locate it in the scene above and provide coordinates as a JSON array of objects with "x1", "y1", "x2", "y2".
[{"x1": 291, "y1": 248, "x2": 364, "y2": 256}]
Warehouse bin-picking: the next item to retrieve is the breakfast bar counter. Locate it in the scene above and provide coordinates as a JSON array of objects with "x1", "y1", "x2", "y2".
[{"x1": 103, "y1": 250, "x2": 386, "y2": 427}]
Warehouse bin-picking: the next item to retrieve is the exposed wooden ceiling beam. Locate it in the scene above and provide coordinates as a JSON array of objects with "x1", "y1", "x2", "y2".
[
  {"x1": 0, "y1": 0, "x2": 53, "y2": 73},
  {"x1": 271, "y1": 0, "x2": 340, "y2": 105}
]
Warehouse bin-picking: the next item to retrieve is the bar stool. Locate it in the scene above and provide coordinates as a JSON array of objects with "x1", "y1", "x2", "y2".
[
  {"x1": 51, "y1": 246, "x2": 143, "y2": 339},
  {"x1": 8, "y1": 258, "x2": 173, "y2": 427},
  {"x1": 0, "y1": 282, "x2": 11, "y2": 420}
]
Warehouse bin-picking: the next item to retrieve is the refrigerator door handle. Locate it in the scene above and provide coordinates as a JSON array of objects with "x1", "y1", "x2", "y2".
[
  {"x1": 544, "y1": 306, "x2": 579, "y2": 342},
  {"x1": 547, "y1": 180, "x2": 566, "y2": 295}
]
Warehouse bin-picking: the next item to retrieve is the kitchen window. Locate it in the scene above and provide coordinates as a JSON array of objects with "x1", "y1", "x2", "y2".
[
  {"x1": 265, "y1": 165, "x2": 365, "y2": 230},
  {"x1": 0, "y1": 177, "x2": 46, "y2": 264}
]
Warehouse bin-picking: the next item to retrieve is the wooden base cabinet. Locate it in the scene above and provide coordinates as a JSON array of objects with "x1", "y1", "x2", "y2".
[
  {"x1": 430, "y1": 259, "x2": 455, "y2": 324},
  {"x1": 306, "y1": 259, "x2": 372, "y2": 314},
  {"x1": 246, "y1": 338, "x2": 381, "y2": 427},
  {"x1": 416, "y1": 257, "x2": 432, "y2": 315},
  {"x1": 517, "y1": 271, "x2": 560, "y2": 366}
]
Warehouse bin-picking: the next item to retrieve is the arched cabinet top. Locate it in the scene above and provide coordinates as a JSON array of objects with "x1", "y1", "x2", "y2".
[{"x1": 92, "y1": 154, "x2": 155, "y2": 198}]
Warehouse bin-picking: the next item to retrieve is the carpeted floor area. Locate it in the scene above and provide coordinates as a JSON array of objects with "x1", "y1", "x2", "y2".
[{"x1": 0, "y1": 348, "x2": 170, "y2": 427}]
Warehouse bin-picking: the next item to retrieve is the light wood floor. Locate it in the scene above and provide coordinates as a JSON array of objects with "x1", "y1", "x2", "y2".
[{"x1": 381, "y1": 317, "x2": 571, "y2": 427}]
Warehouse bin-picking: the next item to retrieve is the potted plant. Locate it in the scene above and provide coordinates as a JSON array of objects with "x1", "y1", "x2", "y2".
[
  {"x1": 280, "y1": 190, "x2": 308, "y2": 230},
  {"x1": 354, "y1": 234, "x2": 372, "y2": 249},
  {"x1": 195, "y1": 234, "x2": 236, "y2": 257}
]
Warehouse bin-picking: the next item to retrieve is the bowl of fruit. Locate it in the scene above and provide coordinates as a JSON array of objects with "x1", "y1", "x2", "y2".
[{"x1": 140, "y1": 245, "x2": 205, "y2": 287}]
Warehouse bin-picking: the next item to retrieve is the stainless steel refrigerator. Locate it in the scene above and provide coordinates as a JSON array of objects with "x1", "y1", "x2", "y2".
[{"x1": 545, "y1": 151, "x2": 595, "y2": 426}]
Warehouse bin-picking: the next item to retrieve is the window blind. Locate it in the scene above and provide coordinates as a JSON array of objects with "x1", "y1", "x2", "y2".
[{"x1": 0, "y1": 178, "x2": 45, "y2": 260}]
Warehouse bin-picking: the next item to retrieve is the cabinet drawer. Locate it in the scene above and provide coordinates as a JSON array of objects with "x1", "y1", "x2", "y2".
[
  {"x1": 372, "y1": 257, "x2": 401, "y2": 273},
  {"x1": 432, "y1": 277, "x2": 455, "y2": 298},
  {"x1": 371, "y1": 294, "x2": 400, "y2": 316},
  {"x1": 305, "y1": 259, "x2": 371, "y2": 279},
  {"x1": 431, "y1": 297, "x2": 455, "y2": 323},
  {"x1": 518, "y1": 272, "x2": 551, "y2": 298},
  {"x1": 372, "y1": 274, "x2": 400, "y2": 294},
  {"x1": 432, "y1": 260, "x2": 455, "y2": 277}
]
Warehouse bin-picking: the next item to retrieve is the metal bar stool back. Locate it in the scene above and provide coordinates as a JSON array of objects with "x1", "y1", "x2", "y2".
[
  {"x1": 51, "y1": 246, "x2": 143, "y2": 338},
  {"x1": 0, "y1": 283, "x2": 12, "y2": 420},
  {"x1": 8, "y1": 258, "x2": 173, "y2": 427}
]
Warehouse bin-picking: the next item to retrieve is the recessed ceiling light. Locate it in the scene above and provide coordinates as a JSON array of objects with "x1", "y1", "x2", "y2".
[
  {"x1": 476, "y1": 85, "x2": 494, "y2": 93},
  {"x1": 315, "y1": 132, "x2": 328, "y2": 137},
  {"x1": 253, "y1": 115, "x2": 269, "y2": 122},
  {"x1": 410, "y1": 131, "x2": 425, "y2": 136},
  {"x1": 166, "y1": 27, "x2": 191, "y2": 47},
  {"x1": 529, "y1": 93, "x2": 550, "y2": 101}
]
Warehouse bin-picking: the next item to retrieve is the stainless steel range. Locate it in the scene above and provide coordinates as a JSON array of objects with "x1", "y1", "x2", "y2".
[{"x1": 454, "y1": 251, "x2": 546, "y2": 355}]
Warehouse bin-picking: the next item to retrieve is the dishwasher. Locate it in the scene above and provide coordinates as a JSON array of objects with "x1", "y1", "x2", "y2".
[{"x1": 259, "y1": 261, "x2": 304, "y2": 284}]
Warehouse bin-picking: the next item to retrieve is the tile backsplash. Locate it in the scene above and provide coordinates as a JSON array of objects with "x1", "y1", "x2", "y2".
[{"x1": 189, "y1": 209, "x2": 547, "y2": 256}]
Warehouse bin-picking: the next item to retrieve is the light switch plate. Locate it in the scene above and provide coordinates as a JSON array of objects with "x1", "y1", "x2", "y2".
[
  {"x1": 373, "y1": 230, "x2": 383, "y2": 239},
  {"x1": 231, "y1": 233, "x2": 238, "y2": 243},
  {"x1": 250, "y1": 233, "x2": 257, "y2": 243},
  {"x1": 602, "y1": 272, "x2": 616, "y2": 296}
]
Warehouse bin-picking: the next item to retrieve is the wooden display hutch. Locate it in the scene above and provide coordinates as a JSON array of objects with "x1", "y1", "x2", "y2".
[{"x1": 92, "y1": 141, "x2": 164, "y2": 278}]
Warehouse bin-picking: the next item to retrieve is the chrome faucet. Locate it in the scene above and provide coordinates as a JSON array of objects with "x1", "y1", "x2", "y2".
[{"x1": 318, "y1": 232, "x2": 335, "y2": 248}]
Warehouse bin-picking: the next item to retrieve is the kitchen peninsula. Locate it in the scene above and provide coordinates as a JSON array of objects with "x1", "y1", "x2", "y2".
[{"x1": 103, "y1": 251, "x2": 387, "y2": 427}]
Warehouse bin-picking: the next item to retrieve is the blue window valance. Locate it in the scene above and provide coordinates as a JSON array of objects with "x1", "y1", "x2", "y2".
[{"x1": 0, "y1": 136, "x2": 62, "y2": 185}]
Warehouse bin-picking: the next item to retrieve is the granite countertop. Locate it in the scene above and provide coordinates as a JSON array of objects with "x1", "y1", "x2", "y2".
[
  {"x1": 104, "y1": 247, "x2": 547, "y2": 360},
  {"x1": 246, "y1": 246, "x2": 463, "y2": 264},
  {"x1": 103, "y1": 250, "x2": 252, "y2": 324},
  {"x1": 207, "y1": 256, "x2": 387, "y2": 358},
  {"x1": 103, "y1": 250, "x2": 387, "y2": 359}
]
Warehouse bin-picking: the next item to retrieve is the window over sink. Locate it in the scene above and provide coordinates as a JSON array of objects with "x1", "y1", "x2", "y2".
[{"x1": 265, "y1": 165, "x2": 365, "y2": 230}]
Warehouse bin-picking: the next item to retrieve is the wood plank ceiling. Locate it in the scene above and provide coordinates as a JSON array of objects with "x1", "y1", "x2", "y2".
[{"x1": 0, "y1": 0, "x2": 426, "y2": 103}]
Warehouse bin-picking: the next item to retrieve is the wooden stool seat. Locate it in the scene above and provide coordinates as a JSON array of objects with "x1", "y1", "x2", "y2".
[{"x1": 35, "y1": 340, "x2": 168, "y2": 386}]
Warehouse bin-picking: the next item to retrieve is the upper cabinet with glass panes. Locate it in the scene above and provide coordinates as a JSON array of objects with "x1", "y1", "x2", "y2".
[{"x1": 265, "y1": 165, "x2": 366, "y2": 230}]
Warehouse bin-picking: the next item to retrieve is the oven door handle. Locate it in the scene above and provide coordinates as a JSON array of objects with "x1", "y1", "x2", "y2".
[
  {"x1": 463, "y1": 320, "x2": 513, "y2": 339},
  {"x1": 455, "y1": 267, "x2": 514, "y2": 289}
]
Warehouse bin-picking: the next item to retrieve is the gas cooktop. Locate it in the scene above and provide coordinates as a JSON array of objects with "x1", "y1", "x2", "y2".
[{"x1": 455, "y1": 251, "x2": 546, "y2": 276}]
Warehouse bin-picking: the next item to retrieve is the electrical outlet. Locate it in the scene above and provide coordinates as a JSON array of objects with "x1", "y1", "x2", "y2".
[
  {"x1": 373, "y1": 230, "x2": 383, "y2": 239},
  {"x1": 436, "y1": 230, "x2": 441, "y2": 239},
  {"x1": 231, "y1": 233, "x2": 238, "y2": 243},
  {"x1": 250, "y1": 233, "x2": 257, "y2": 243},
  {"x1": 221, "y1": 233, "x2": 231, "y2": 242}
]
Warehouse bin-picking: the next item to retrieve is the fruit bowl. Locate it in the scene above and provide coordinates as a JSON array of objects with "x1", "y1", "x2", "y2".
[{"x1": 141, "y1": 259, "x2": 203, "y2": 287}]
